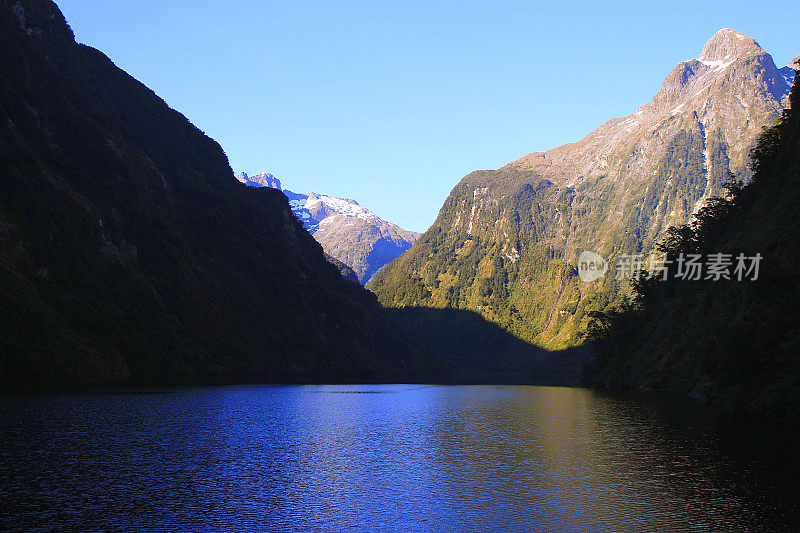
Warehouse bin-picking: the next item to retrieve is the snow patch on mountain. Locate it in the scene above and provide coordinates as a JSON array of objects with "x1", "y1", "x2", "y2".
[
  {"x1": 303, "y1": 195, "x2": 379, "y2": 226},
  {"x1": 235, "y1": 171, "x2": 281, "y2": 189},
  {"x1": 670, "y1": 103, "x2": 686, "y2": 115},
  {"x1": 282, "y1": 192, "x2": 381, "y2": 233},
  {"x1": 780, "y1": 66, "x2": 796, "y2": 101},
  {"x1": 237, "y1": 174, "x2": 383, "y2": 233},
  {"x1": 698, "y1": 57, "x2": 735, "y2": 72}
]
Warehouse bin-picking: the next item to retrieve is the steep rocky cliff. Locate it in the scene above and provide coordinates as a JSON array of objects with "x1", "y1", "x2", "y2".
[{"x1": 370, "y1": 29, "x2": 795, "y2": 348}]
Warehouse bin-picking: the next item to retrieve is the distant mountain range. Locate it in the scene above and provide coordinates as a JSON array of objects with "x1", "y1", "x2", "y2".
[
  {"x1": 236, "y1": 172, "x2": 420, "y2": 284},
  {"x1": 370, "y1": 29, "x2": 797, "y2": 349}
]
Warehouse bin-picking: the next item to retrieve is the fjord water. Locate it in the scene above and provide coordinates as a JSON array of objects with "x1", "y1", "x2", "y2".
[{"x1": 1, "y1": 386, "x2": 797, "y2": 532}]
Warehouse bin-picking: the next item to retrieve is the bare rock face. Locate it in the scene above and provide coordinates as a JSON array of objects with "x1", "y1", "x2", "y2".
[
  {"x1": 499, "y1": 29, "x2": 793, "y2": 254},
  {"x1": 236, "y1": 171, "x2": 281, "y2": 189},
  {"x1": 509, "y1": 29, "x2": 789, "y2": 204},
  {"x1": 313, "y1": 214, "x2": 421, "y2": 284},
  {"x1": 370, "y1": 29, "x2": 797, "y2": 348},
  {"x1": 697, "y1": 28, "x2": 764, "y2": 63}
]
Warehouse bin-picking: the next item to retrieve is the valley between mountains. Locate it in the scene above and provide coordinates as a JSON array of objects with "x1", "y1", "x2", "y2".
[{"x1": 2, "y1": 0, "x2": 800, "y2": 419}]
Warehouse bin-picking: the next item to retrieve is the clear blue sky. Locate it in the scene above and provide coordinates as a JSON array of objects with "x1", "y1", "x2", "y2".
[{"x1": 58, "y1": 0, "x2": 797, "y2": 233}]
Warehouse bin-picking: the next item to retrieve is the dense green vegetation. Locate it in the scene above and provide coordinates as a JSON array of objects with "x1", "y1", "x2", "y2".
[
  {"x1": 0, "y1": 0, "x2": 435, "y2": 387},
  {"x1": 369, "y1": 171, "x2": 618, "y2": 347},
  {"x1": 369, "y1": 117, "x2": 745, "y2": 350},
  {"x1": 585, "y1": 71, "x2": 800, "y2": 420},
  {"x1": 369, "y1": 132, "x2": 731, "y2": 349}
]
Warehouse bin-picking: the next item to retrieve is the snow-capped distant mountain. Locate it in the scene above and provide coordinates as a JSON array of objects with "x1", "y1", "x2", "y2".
[
  {"x1": 283, "y1": 191, "x2": 378, "y2": 233},
  {"x1": 236, "y1": 171, "x2": 281, "y2": 189},
  {"x1": 235, "y1": 172, "x2": 420, "y2": 284}
]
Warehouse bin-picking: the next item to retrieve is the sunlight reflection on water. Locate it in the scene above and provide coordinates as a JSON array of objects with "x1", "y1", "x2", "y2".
[{"x1": 1, "y1": 385, "x2": 797, "y2": 532}]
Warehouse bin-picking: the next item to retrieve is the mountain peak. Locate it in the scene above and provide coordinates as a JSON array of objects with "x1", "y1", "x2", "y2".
[
  {"x1": 235, "y1": 171, "x2": 281, "y2": 189},
  {"x1": 697, "y1": 28, "x2": 765, "y2": 62}
]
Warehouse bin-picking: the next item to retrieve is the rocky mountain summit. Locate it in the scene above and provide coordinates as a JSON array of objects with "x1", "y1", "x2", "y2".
[
  {"x1": 370, "y1": 29, "x2": 796, "y2": 348},
  {"x1": 507, "y1": 28, "x2": 792, "y2": 228},
  {"x1": 236, "y1": 173, "x2": 420, "y2": 283},
  {"x1": 236, "y1": 171, "x2": 281, "y2": 189}
]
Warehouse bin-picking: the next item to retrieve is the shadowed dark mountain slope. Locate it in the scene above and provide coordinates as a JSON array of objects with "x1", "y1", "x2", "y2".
[
  {"x1": 0, "y1": 0, "x2": 433, "y2": 387},
  {"x1": 586, "y1": 69, "x2": 800, "y2": 420}
]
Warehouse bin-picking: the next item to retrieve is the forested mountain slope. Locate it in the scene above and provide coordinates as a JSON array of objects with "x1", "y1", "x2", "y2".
[
  {"x1": 0, "y1": 0, "x2": 428, "y2": 386},
  {"x1": 370, "y1": 30, "x2": 794, "y2": 349}
]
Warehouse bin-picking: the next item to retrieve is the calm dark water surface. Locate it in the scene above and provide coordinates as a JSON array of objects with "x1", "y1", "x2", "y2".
[{"x1": 1, "y1": 385, "x2": 798, "y2": 532}]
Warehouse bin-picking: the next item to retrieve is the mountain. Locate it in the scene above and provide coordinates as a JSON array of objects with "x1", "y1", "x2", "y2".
[
  {"x1": 586, "y1": 69, "x2": 800, "y2": 420},
  {"x1": 235, "y1": 172, "x2": 420, "y2": 284},
  {"x1": 369, "y1": 29, "x2": 796, "y2": 349},
  {"x1": 236, "y1": 171, "x2": 281, "y2": 189},
  {"x1": 0, "y1": 0, "x2": 432, "y2": 387}
]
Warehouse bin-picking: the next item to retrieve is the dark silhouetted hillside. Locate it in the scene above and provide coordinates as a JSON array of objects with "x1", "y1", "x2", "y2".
[
  {"x1": 0, "y1": 0, "x2": 433, "y2": 387},
  {"x1": 586, "y1": 69, "x2": 800, "y2": 420},
  {"x1": 386, "y1": 307, "x2": 586, "y2": 385}
]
